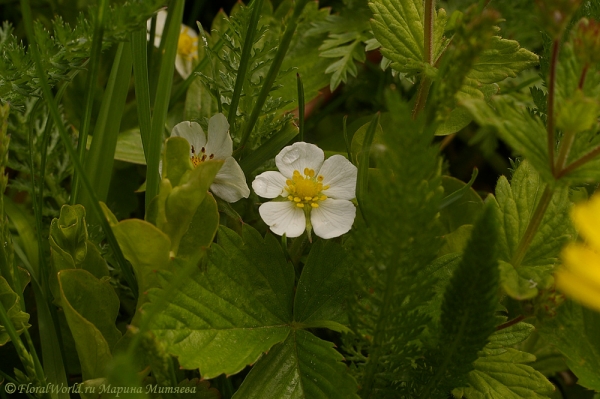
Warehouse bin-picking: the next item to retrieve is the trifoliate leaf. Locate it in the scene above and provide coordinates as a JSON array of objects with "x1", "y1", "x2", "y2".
[
  {"x1": 454, "y1": 322, "x2": 555, "y2": 399},
  {"x1": 148, "y1": 225, "x2": 294, "y2": 378},
  {"x1": 539, "y1": 300, "x2": 600, "y2": 392},
  {"x1": 232, "y1": 330, "x2": 359, "y2": 399},
  {"x1": 294, "y1": 240, "x2": 350, "y2": 331}
]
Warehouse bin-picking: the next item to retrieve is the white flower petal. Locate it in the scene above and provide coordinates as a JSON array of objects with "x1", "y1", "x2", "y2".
[
  {"x1": 252, "y1": 171, "x2": 287, "y2": 198},
  {"x1": 259, "y1": 201, "x2": 306, "y2": 238},
  {"x1": 318, "y1": 155, "x2": 357, "y2": 200},
  {"x1": 175, "y1": 54, "x2": 193, "y2": 79},
  {"x1": 210, "y1": 157, "x2": 250, "y2": 202},
  {"x1": 147, "y1": 9, "x2": 168, "y2": 45},
  {"x1": 206, "y1": 113, "x2": 233, "y2": 159},
  {"x1": 275, "y1": 142, "x2": 324, "y2": 179},
  {"x1": 171, "y1": 121, "x2": 206, "y2": 157},
  {"x1": 311, "y1": 198, "x2": 356, "y2": 239}
]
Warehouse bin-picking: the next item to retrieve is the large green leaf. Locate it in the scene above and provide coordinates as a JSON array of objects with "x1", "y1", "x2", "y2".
[
  {"x1": 109, "y1": 218, "x2": 171, "y2": 321},
  {"x1": 232, "y1": 329, "x2": 359, "y2": 398},
  {"x1": 0, "y1": 276, "x2": 30, "y2": 346},
  {"x1": 454, "y1": 321, "x2": 555, "y2": 399},
  {"x1": 293, "y1": 240, "x2": 350, "y2": 331},
  {"x1": 58, "y1": 269, "x2": 121, "y2": 380},
  {"x1": 149, "y1": 225, "x2": 294, "y2": 378},
  {"x1": 539, "y1": 300, "x2": 600, "y2": 392},
  {"x1": 491, "y1": 161, "x2": 573, "y2": 299}
]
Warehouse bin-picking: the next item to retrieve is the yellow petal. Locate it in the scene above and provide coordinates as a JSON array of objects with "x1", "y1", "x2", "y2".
[
  {"x1": 561, "y1": 243, "x2": 600, "y2": 287},
  {"x1": 572, "y1": 193, "x2": 600, "y2": 251},
  {"x1": 555, "y1": 269, "x2": 600, "y2": 313}
]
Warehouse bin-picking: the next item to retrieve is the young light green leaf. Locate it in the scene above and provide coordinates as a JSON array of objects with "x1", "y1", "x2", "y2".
[
  {"x1": 466, "y1": 36, "x2": 538, "y2": 85},
  {"x1": 232, "y1": 330, "x2": 359, "y2": 399},
  {"x1": 294, "y1": 240, "x2": 350, "y2": 329},
  {"x1": 539, "y1": 300, "x2": 600, "y2": 392},
  {"x1": 454, "y1": 322, "x2": 555, "y2": 399},
  {"x1": 0, "y1": 276, "x2": 30, "y2": 346},
  {"x1": 58, "y1": 269, "x2": 121, "y2": 380},
  {"x1": 176, "y1": 193, "x2": 219, "y2": 268},
  {"x1": 149, "y1": 225, "x2": 294, "y2": 378}
]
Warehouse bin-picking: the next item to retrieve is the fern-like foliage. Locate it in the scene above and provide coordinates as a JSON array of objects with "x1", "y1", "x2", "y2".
[
  {"x1": 7, "y1": 99, "x2": 73, "y2": 218},
  {"x1": 198, "y1": 2, "x2": 293, "y2": 150},
  {"x1": 307, "y1": 1, "x2": 373, "y2": 91},
  {"x1": 344, "y1": 91, "x2": 443, "y2": 398},
  {"x1": 0, "y1": 0, "x2": 164, "y2": 109}
]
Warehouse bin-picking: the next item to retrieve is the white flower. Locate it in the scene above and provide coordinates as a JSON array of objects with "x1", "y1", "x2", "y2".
[
  {"x1": 169, "y1": 114, "x2": 250, "y2": 203},
  {"x1": 252, "y1": 142, "x2": 357, "y2": 239},
  {"x1": 147, "y1": 9, "x2": 198, "y2": 79}
]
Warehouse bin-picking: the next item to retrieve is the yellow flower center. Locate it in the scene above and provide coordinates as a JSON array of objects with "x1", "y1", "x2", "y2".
[
  {"x1": 177, "y1": 29, "x2": 197, "y2": 58},
  {"x1": 285, "y1": 168, "x2": 329, "y2": 208},
  {"x1": 191, "y1": 145, "x2": 214, "y2": 167}
]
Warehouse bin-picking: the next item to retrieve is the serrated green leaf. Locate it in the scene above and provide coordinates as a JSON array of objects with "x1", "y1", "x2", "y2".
[
  {"x1": 149, "y1": 225, "x2": 294, "y2": 378},
  {"x1": 539, "y1": 300, "x2": 600, "y2": 391},
  {"x1": 294, "y1": 240, "x2": 349, "y2": 329},
  {"x1": 454, "y1": 322, "x2": 555, "y2": 399},
  {"x1": 466, "y1": 36, "x2": 538, "y2": 85},
  {"x1": 490, "y1": 161, "x2": 573, "y2": 298},
  {"x1": 232, "y1": 330, "x2": 359, "y2": 399},
  {"x1": 58, "y1": 269, "x2": 120, "y2": 380},
  {"x1": 369, "y1": 0, "x2": 448, "y2": 73}
]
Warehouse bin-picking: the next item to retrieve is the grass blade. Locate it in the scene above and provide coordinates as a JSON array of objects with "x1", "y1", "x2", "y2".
[
  {"x1": 72, "y1": 0, "x2": 109, "y2": 204},
  {"x1": 81, "y1": 42, "x2": 133, "y2": 211},
  {"x1": 356, "y1": 113, "x2": 380, "y2": 222},
  {"x1": 227, "y1": 0, "x2": 264, "y2": 130},
  {"x1": 145, "y1": 0, "x2": 185, "y2": 208},
  {"x1": 297, "y1": 73, "x2": 305, "y2": 142}
]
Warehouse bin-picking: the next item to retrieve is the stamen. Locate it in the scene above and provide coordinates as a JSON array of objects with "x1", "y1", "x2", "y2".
[
  {"x1": 294, "y1": 197, "x2": 301, "y2": 202},
  {"x1": 311, "y1": 203, "x2": 319, "y2": 208},
  {"x1": 201, "y1": 147, "x2": 206, "y2": 153},
  {"x1": 191, "y1": 145, "x2": 195, "y2": 153},
  {"x1": 209, "y1": 154, "x2": 214, "y2": 159},
  {"x1": 296, "y1": 203, "x2": 304, "y2": 208}
]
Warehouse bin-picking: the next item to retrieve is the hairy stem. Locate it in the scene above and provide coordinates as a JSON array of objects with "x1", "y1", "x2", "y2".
[
  {"x1": 548, "y1": 39, "x2": 560, "y2": 175},
  {"x1": 412, "y1": 0, "x2": 435, "y2": 119},
  {"x1": 511, "y1": 186, "x2": 553, "y2": 268},
  {"x1": 556, "y1": 144, "x2": 600, "y2": 179},
  {"x1": 578, "y1": 64, "x2": 589, "y2": 90},
  {"x1": 496, "y1": 315, "x2": 525, "y2": 331}
]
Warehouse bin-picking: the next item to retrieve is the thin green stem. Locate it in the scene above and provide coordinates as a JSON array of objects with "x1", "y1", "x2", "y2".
[
  {"x1": 555, "y1": 129, "x2": 576, "y2": 172},
  {"x1": 131, "y1": 28, "x2": 152, "y2": 161},
  {"x1": 511, "y1": 186, "x2": 553, "y2": 268},
  {"x1": 72, "y1": 0, "x2": 108, "y2": 204},
  {"x1": 548, "y1": 39, "x2": 560, "y2": 176},
  {"x1": 228, "y1": 0, "x2": 264, "y2": 130},
  {"x1": 20, "y1": 0, "x2": 138, "y2": 298},
  {"x1": 145, "y1": 0, "x2": 185, "y2": 207},
  {"x1": 412, "y1": 0, "x2": 435, "y2": 119},
  {"x1": 296, "y1": 73, "x2": 305, "y2": 142},
  {"x1": 236, "y1": 0, "x2": 310, "y2": 153}
]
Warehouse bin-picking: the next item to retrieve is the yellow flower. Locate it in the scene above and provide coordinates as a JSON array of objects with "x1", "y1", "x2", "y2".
[{"x1": 555, "y1": 193, "x2": 600, "y2": 312}]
